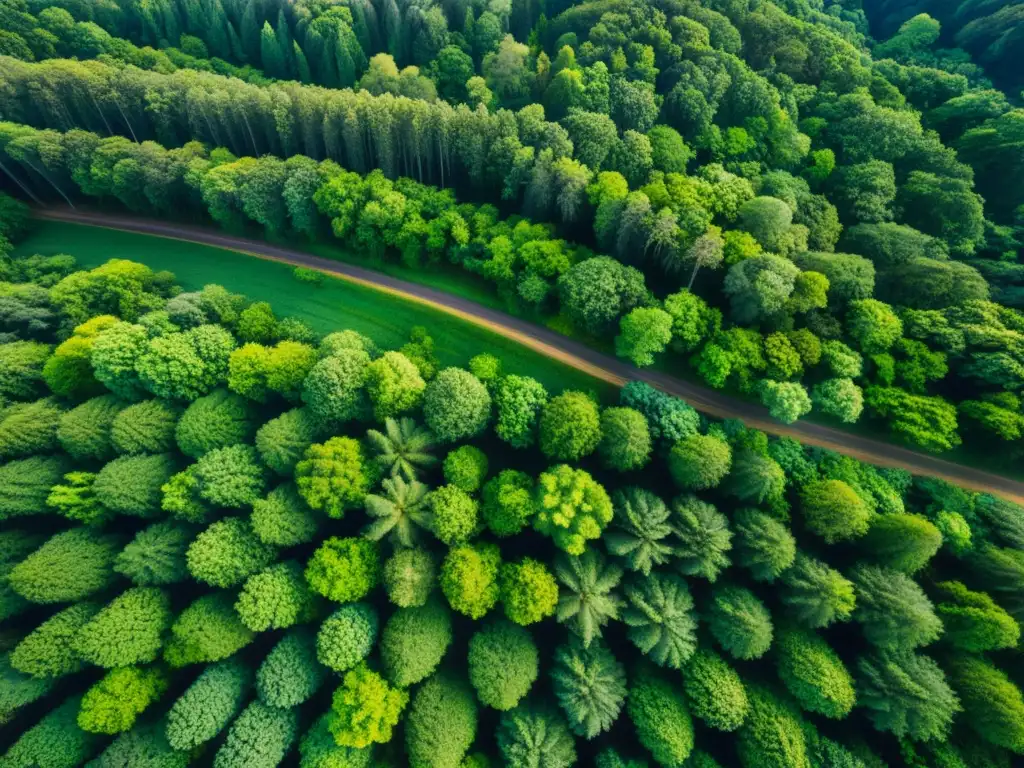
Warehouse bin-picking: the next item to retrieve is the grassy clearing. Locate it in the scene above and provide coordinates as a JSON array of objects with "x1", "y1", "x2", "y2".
[{"x1": 15, "y1": 221, "x2": 616, "y2": 398}]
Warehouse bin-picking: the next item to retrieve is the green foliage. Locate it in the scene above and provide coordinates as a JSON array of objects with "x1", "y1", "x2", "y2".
[
  {"x1": 500, "y1": 557, "x2": 559, "y2": 626},
  {"x1": 627, "y1": 665, "x2": 695, "y2": 767},
  {"x1": 775, "y1": 627, "x2": 855, "y2": 719},
  {"x1": 0, "y1": 340, "x2": 51, "y2": 400},
  {"x1": 800, "y1": 479, "x2": 871, "y2": 543},
  {"x1": 256, "y1": 628, "x2": 326, "y2": 708},
  {"x1": 160, "y1": 466, "x2": 211, "y2": 524},
  {"x1": 364, "y1": 476, "x2": 430, "y2": 547},
  {"x1": 736, "y1": 687, "x2": 810, "y2": 768},
  {"x1": 0, "y1": 695, "x2": 103, "y2": 768},
  {"x1": 862, "y1": 513, "x2": 942, "y2": 573},
  {"x1": 779, "y1": 554, "x2": 856, "y2": 629},
  {"x1": 598, "y1": 407, "x2": 652, "y2": 471},
  {"x1": 423, "y1": 367, "x2": 491, "y2": 443},
  {"x1": 251, "y1": 483, "x2": 320, "y2": 547},
  {"x1": 0, "y1": 397, "x2": 62, "y2": 460},
  {"x1": 255, "y1": 407, "x2": 320, "y2": 476},
  {"x1": 164, "y1": 592, "x2": 255, "y2": 667},
  {"x1": 616, "y1": 307, "x2": 673, "y2": 367},
  {"x1": 668, "y1": 434, "x2": 732, "y2": 490},
  {"x1": 366, "y1": 417, "x2": 438, "y2": 481},
  {"x1": 110, "y1": 399, "x2": 180, "y2": 454},
  {"x1": 90, "y1": 321, "x2": 149, "y2": 400},
  {"x1": 166, "y1": 658, "x2": 252, "y2": 749},
  {"x1": 75, "y1": 587, "x2": 173, "y2": 668},
  {"x1": 384, "y1": 547, "x2": 436, "y2": 608},
  {"x1": 726, "y1": 450, "x2": 786, "y2": 505},
  {"x1": 945, "y1": 655, "x2": 1024, "y2": 753},
  {"x1": 365, "y1": 351, "x2": 426, "y2": 420},
  {"x1": 468, "y1": 619, "x2": 539, "y2": 710},
  {"x1": 48, "y1": 471, "x2": 108, "y2": 525},
  {"x1": 10, "y1": 602, "x2": 98, "y2": 678},
  {"x1": 760, "y1": 380, "x2": 812, "y2": 424},
  {"x1": 306, "y1": 537, "x2": 380, "y2": 603},
  {"x1": 681, "y1": 648, "x2": 749, "y2": 732},
  {"x1": 0, "y1": 653, "x2": 54, "y2": 723},
  {"x1": 707, "y1": 585, "x2": 774, "y2": 661},
  {"x1": 443, "y1": 445, "x2": 489, "y2": 492},
  {"x1": 496, "y1": 703, "x2": 577, "y2": 768},
  {"x1": 856, "y1": 649, "x2": 960, "y2": 741},
  {"x1": 193, "y1": 443, "x2": 267, "y2": 508},
  {"x1": 78, "y1": 666, "x2": 167, "y2": 735},
  {"x1": 551, "y1": 637, "x2": 627, "y2": 739},
  {"x1": 187, "y1": 517, "x2": 276, "y2": 588},
  {"x1": 494, "y1": 375, "x2": 548, "y2": 448},
  {"x1": 534, "y1": 465, "x2": 613, "y2": 555},
  {"x1": 539, "y1": 391, "x2": 602, "y2": 461},
  {"x1": 428, "y1": 484, "x2": 479, "y2": 545},
  {"x1": 328, "y1": 663, "x2": 408, "y2": 749},
  {"x1": 175, "y1": 388, "x2": 256, "y2": 458},
  {"x1": 605, "y1": 488, "x2": 672, "y2": 576},
  {"x1": 482, "y1": 469, "x2": 534, "y2": 537},
  {"x1": 851, "y1": 564, "x2": 942, "y2": 650},
  {"x1": 296, "y1": 436, "x2": 376, "y2": 518},
  {"x1": 934, "y1": 581, "x2": 1020, "y2": 652},
  {"x1": 9, "y1": 527, "x2": 120, "y2": 604},
  {"x1": 554, "y1": 549, "x2": 623, "y2": 647},
  {"x1": 733, "y1": 508, "x2": 796, "y2": 582},
  {"x1": 317, "y1": 602, "x2": 379, "y2": 673},
  {"x1": 405, "y1": 672, "x2": 478, "y2": 768},
  {"x1": 136, "y1": 324, "x2": 236, "y2": 401},
  {"x1": 236, "y1": 559, "x2": 318, "y2": 631},
  {"x1": 302, "y1": 348, "x2": 371, "y2": 423},
  {"x1": 94, "y1": 453, "x2": 177, "y2": 519},
  {"x1": 299, "y1": 716, "x2": 373, "y2": 768},
  {"x1": 81, "y1": 718, "x2": 188, "y2": 768},
  {"x1": 214, "y1": 700, "x2": 299, "y2": 768},
  {"x1": 671, "y1": 495, "x2": 733, "y2": 582},
  {"x1": 381, "y1": 597, "x2": 453, "y2": 687},
  {"x1": 622, "y1": 572, "x2": 698, "y2": 669},
  {"x1": 57, "y1": 395, "x2": 123, "y2": 461}
]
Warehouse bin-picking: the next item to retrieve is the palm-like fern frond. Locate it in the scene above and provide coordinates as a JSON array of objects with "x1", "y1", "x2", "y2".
[
  {"x1": 551, "y1": 637, "x2": 627, "y2": 739},
  {"x1": 604, "y1": 487, "x2": 674, "y2": 575},
  {"x1": 670, "y1": 494, "x2": 733, "y2": 583},
  {"x1": 555, "y1": 549, "x2": 624, "y2": 648},
  {"x1": 363, "y1": 476, "x2": 431, "y2": 547},
  {"x1": 621, "y1": 572, "x2": 697, "y2": 669},
  {"x1": 365, "y1": 417, "x2": 437, "y2": 481}
]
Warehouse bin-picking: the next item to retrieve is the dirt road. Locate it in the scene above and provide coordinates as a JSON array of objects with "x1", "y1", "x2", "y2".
[{"x1": 35, "y1": 208, "x2": 1024, "y2": 504}]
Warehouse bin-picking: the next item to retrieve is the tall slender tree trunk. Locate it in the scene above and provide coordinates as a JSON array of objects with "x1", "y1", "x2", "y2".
[{"x1": 0, "y1": 157, "x2": 45, "y2": 206}]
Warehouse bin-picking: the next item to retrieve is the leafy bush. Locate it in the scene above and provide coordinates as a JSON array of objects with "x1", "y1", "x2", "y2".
[
  {"x1": 328, "y1": 663, "x2": 408, "y2": 749},
  {"x1": 775, "y1": 627, "x2": 855, "y2": 719},
  {"x1": 77, "y1": 666, "x2": 167, "y2": 735},
  {"x1": 57, "y1": 395, "x2": 123, "y2": 461},
  {"x1": 856, "y1": 649, "x2": 960, "y2": 741},
  {"x1": 193, "y1": 444, "x2": 268, "y2": 508},
  {"x1": 87, "y1": 719, "x2": 188, "y2": 768},
  {"x1": 779, "y1": 554, "x2": 856, "y2": 629},
  {"x1": 384, "y1": 547, "x2": 437, "y2": 608},
  {"x1": 668, "y1": 434, "x2": 732, "y2": 490},
  {"x1": 256, "y1": 628, "x2": 326, "y2": 708},
  {"x1": 468, "y1": 619, "x2": 539, "y2": 711},
  {"x1": 306, "y1": 537, "x2": 380, "y2": 603},
  {"x1": 254, "y1": 407, "x2": 320, "y2": 476},
  {"x1": 302, "y1": 348, "x2": 371, "y2": 423},
  {"x1": 622, "y1": 572, "x2": 697, "y2": 669},
  {"x1": 250, "y1": 483, "x2": 320, "y2": 547},
  {"x1": 10, "y1": 602, "x2": 99, "y2": 678},
  {"x1": 213, "y1": 700, "x2": 299, "y2": 768},
  {"x1": 443, "y1": 445, "x2": 489, "y2": 492},
  {"x1": 627, "y1": 665, "x2": 695, "y2": 767},
  {"x1": 494, "y1": 374, "x2": 548, "y2": 448},
  {"x1": 681, "y1": 648, "x2": 749, "y2": 732},
  {"x1": 851, "y1": 564, "x2": 942, "y2": 650},
  {"x1": 671, "y1": 495, "x2": 733, "y2": 582},
  {"x1": 554, "y1": 549, "x2": 623, "y2": 648},
  {"x1": 440, "y1": 542, "x2": 502, "y2": 619},
  {"x1": 164, "y1": 592, "x2": 255, "y2": 667},
  {"x1": 500, "y1": 558, "x2": 559, "y2": 626},
  {"x1": 946, "y1": 656, "x2": 1024, "y2": 753},
  {"x1": 423, "y1": 368, "x2": 491, "y2": 443},
  {"x1": 800, "y1": 479, "x2": 871, "y2": 543},
  {"x1": 187, "y1": 517, "x2": 277, "y2": 588},
  {"x1": 428, "y1": 484, "x2": 479, "y2": 545},
  {"x1": 235, "y1": 559, "x2": 318, "y2": 631},
  {"x1": 706, "y1": 586, "x2": 774, "y2": 661},
  {"x1": 299, "y1": 716, "x2": 373, "y2": 768},
  {"x1": 47, "y1": 471, "x2": 108, "y2": 525},
  {"x1": 0, "y1": 455, "x2": 70, "y2": 520},
  {"x1": 74, "y1": 587, "x2": 173, "y2": 668},
  {"x1": 598, "y1": 407, "x2": 652, "y2": 471},
  {"x1": 862, "y1": 512, "x2": 942, "y2": 573},
  {"x1": 539, "y1": 391, "x2": 602, "y2": 461},
  {"x1": 605, "y1": 487, "x2": 673, "y2": 575},
  {"x1": 0, "y1": 695, "x2": 102, "y2": 768},
  {"x1": 166, "y1": 658, "x2": 252, "y2": 750},
  {"x1": 933, "y1": 580, "x2": 1020, "y2": 652},
  {"x1": 534, "y1": 465, "x2": 613, "y2": 555},
  {"x1": 93, "y1": 453, "x2": 177, "y2": 519},
  {"x1": 381, "y1": 597, "x2": 453, "y2": 687},
  {"x1": 9, "y1": 527, "x2": 121, "y2": 604},
  {"x1": 482, "y1": 469, "x2": 535, "y2": 537},
  {"x1": 317, "y1": 602, "x2": 378, "y2": 672},
  {"x1": 405, "y1": 672, "x2": 478, "y2": 768},
  {"x1": 175, "y1": 388, "x2": 257, "y2": 458},
  {"x1": 551, "y1": 637, "x2": 627, "y2": 738},
  {"x1": 295, "y1": 436, "x2": 376, "y2": 518},
  {"x1": 736, "y1": 687, "x2": 810, "y2": 768},
  {"x1": 733, "y1": 508, "x2": 796, "y2": 582},
  {"x1": 0, "y1": 399, "x2": 63, "y2": 463}
]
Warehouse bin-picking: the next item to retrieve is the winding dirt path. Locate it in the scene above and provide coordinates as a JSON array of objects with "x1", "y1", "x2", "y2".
[{"x1": 35, "y1": 208, "x2": 1024, "y2": 504}]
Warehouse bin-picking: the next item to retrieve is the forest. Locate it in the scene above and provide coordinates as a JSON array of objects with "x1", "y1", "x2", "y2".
[{"x1": 0, "y1": 0, "x2": 1022, "y2": 767}]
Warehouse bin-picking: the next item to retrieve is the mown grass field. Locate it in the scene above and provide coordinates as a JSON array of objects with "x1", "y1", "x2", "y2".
[{"x1": 15, "y1": 221, "x2": 616, "y2": 398}]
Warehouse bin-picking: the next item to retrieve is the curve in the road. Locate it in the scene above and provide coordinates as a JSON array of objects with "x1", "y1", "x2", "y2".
[{"x1": 35, "y1": 208, "x2": 1024, "y2": 505}]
